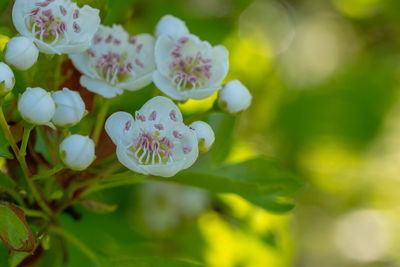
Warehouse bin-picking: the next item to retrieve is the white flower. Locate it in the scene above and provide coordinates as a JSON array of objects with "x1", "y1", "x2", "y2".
[
  {"x1": 60, "y1": 134, "x2": 95, "y2": 170},
  {"x1": 189, "y1": 121, "x2": 215, "y2": 153},
  {"x1": 0, "y1": 63, "x2": 15, "y2": 96},
  {"x1": 105, "y1": 96, "x2": 199, "y2": 177},
  {"x1": 18, "y1": 87, "x2": 55, "y2": 125},
  {"x1": 51, "y1": 88, "x2": 86, "y2": 127},
  {"x1": 153, "y1": 34, "x2": 229, "y2": 100},
  {"x1": 218, "y1": 80, "x2": 252, "y2": 114},
  {"x1": 12, "y1": 0, "x2": 100, "y2": 54},
  {"x1": 155, "y1": 15, "x2": 189, "y2": 39},
  {"x1": 70, "y1": 25, "x2": 156, "y2": 98},
  {"x1": 5, "y1": 36, "x2": 39, "y2": 70}
]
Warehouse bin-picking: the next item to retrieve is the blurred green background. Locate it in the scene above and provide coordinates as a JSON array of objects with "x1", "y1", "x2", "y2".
[{"x1": 2, "y1": 0, "x2": 400, "y2": 266}]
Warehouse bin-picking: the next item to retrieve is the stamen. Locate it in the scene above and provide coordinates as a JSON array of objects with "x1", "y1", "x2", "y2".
[
  {"x1": 129, "y1": 36, "x2": 137, "y2": 44},
  {"x1": 136, "y1": 44, "x2": 143, "y2": 54},
  {"x1": 149, "y1": 111, "x2": 156, "y2": 121},
  {"x1": 73, "y1": 22, "x2": 81, "y2": 33},
  {"x1": 125, "y1": 120, "x2": 132, "y2": 130},
  {"x1": 59, "y1": 5, "x2": 67, "y2": 16},
  {"x1": 73, "y1": 9, "x2": 79, "y2": 19},
  {"x1": 173, "y1": 131, "x2": 182, "y2": 139},
  {"x1": 183, "y1": 144, "x2": 192, "y2": 154},
  {"x1": 135, "y1": 58, "x2": 144, "y2": 68},
  {"x1": 87, "y1": 48, "x2": 96, "y2": 57},
  {"x1": 154, "y1": 124, "x2": 164, "y2": 130},
  {"x1": 93, "y1": 35, "x2": 102, "y2": 44},
  {"x1": 169, "y1": 110, "x2": 177, "y2": 121}
]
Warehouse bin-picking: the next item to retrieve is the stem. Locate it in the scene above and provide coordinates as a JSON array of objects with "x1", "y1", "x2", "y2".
[
  {"x1": 39, "y1": 126, "x2": 58, "y2": 165},
  {"x1": 20, "y1": 124, "x2": 33, "y2": 158},
  {"x1": 0, "y1": 106, "x2": 53, "y2": 217},
  {"x1": 32, "y1": 164, "x2": 64, "y2": 181},
  {"x1": 49, "y1": 226, "x2": 102, "y2": 266},
  {"x1": 92, "y1": 98, "x2": 110, "y2": 145}
]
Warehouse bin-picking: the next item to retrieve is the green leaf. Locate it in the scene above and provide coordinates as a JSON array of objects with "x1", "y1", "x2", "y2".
[
  {"x1": 80, "y1": 199, "x2": 118, "y2": 214},
  {"x1": 106, "y1": 257, "x2": 202, "y2": 267},
  {"x1": 0, "y1": 202, "x2": 35, "y2": 252},
  {"x1": 0, "y1": 172, "x2": 24, "y2": 207},
  {"x1": 160, "y1": 158, "x2": 304, "y2": 212},
  {"x1": 8, "y1": 251, "x2": 30, "y2": 267}
]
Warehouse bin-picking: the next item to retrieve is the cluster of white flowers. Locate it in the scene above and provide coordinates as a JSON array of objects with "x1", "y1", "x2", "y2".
[{"x1": 3, "y1": 0, "x2": 253, "y2": 177}]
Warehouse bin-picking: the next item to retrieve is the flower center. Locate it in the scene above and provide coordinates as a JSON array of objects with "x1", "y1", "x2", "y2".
[
  {"x1": 26, "y1": 0, "x2": 82, "y2": 44},
  {"x1": 130, "y1": 133, "x2": 174, "y2": 165},
  {"x1": 90, "y1": 34, "x2": 145, "y2": 85},
  {"x1": 169, "y1": 37, "x2": 213, "y2": 90}
]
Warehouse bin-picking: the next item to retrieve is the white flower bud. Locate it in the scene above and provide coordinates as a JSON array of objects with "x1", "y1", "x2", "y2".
[
  {"x1": 218, "y1": 80, "x2": 252, "y2": 114},
  {"x1": 189, "y1": 121, "x2": 215, "y2": 153},
  {"x1": 60, "y1": 135, "x2": 95, "y2": 171},
  {"x1": 5, "y1": 37, "x2": 39, "y2": 71},
  {"x1": 0, "y1": 62, "x2": 15, "y2": 96},
  {"x1": 52, "y1": 88, "x2": 86, "y2": 128},
  {"x1": 155, "y1": 15, "x2": 189, "y2": 39},
  {"x1": 18, "y1": 87, "x2": 55, "y2": 125}
]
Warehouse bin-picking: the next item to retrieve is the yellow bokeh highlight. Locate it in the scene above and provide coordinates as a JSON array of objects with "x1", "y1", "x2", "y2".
[
  {"x1": 226, "y1": 140, "x2": 258, "y2": 164},
  {"x1": 199, "y1": 194, "x2": 294, "y2": 267},
  {"x1": 299, "y1": 141, "x2": 362, "y2": 194},
  {"x1": 333, "y1": 0, "x2": 382, "y2": 18},
  {"x1": 0, "y1": 34, "x2": 10, "y2": 52}
]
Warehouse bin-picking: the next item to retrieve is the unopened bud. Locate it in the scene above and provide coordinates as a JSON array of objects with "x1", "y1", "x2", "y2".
[
  {"x1": 18, "y1": 87, "x2": 55, "y2": 125},
  {"x1": 52, "y1": 88, "x2": 86, "y2": 127},
  {"x1": 190, "y1": 121, "x2": 215, "y2": 153},
  {"x1": 0, "y1": 62, "x2": 15, "y2": 96},
  {"x1": 60, "y1": 135, "x2": 95, "y2": 171},
  {"x1": 218, "y1": 80, "x2": 252, "y2": 114},
  {"x1": 5, "y1": 37, "x2": 39, "y2": 70}
]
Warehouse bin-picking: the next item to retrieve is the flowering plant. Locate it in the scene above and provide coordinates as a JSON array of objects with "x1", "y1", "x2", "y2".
[{"x1": 0, "y1": 1, "x2": 303, "y2": 266}]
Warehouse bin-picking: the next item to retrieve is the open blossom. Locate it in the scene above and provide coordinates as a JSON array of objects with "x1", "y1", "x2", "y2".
[
  {"x1": 218, "y1": 80, "x2": 252, "y2": 114},
  {"x1": 70, "y1": 25, "x2": 156, "y2": 98},
  {"x1": 153, "y1": 34, "x2": 229, "y2": 101},
  {"x1": 105, "y1": 96, "x2": 198, "y2": 177},
  {"x1": 12, "y1": 0, "x2": 100, "y2": 54}
]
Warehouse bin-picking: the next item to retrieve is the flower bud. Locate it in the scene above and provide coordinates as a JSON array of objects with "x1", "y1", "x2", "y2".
[
  {"x1": 218, "y1": 80, "x2": 252, "y2": 114},
  {"x1": 18, "y1": 87, "x2": 55, "y2": 125},
  {"x1": 0, "y1": 62, "x2": 15, "y2": 96},
  {"x1": 60, "y1": 135, "x2": 95, "y2": 171},
  {"x1": 155, "y1": 15, "x2": 189, "y2": 38},
  {"x1": 5, "y1": 37, "x2": 39, "y2": 70},
  {"x1": 52, "y1": 88, "x2": 86, "y2": 128},
  {"x1": 189, "y1": 121, "x2": 215, "y2": 153}
]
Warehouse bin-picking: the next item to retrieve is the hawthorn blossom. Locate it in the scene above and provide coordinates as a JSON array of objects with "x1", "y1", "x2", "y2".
[
  {"x1": 153, "y1": 34, "x2": 229, "y2": 101},
  {"x1": 18, "y1": 87, "x2": 55, "y2": 126},
  {"x1": 70, "y1": 25, "x2": 156, "y2": 98},
  {"x1": 105, "y1": 96, "x2": 198, "y2": 177},
  {"x1": 12, "y1": 0, "x2": 100, "y2": 54},
  {"x1": 0, "y1": 63, "x2": 15, "y2": 96},
  {"x1": 218, "y1": 80, "x2": 252, "y2": 114},
  {"x1": 5, "y1": 36, "x2": 39, "y2": 70},
  {"x1": 51, "y1": 88, "x2": 86, "y2": 127},
  {"x1": 60, "y1": 134, "x2": 95, "y2": 170},
  {"x1": 189, "y1": 121, "x2": 215, "y2": 153}
]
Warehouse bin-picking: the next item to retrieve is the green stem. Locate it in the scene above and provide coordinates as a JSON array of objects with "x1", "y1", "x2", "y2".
[
  {"x1": 32, "y1": 164, "x2": 64, "y2": 181},
  {"x1": 49, "y1": 226, "x2": 102, "y2": 266},
  {"x1": 92, "y1": 98, "x2": 110, "y2": 145},
  {"x1": 0, "y1": 106, "x2": 53, "y2": 217},
  {"x1": 20, "y1": 124, "x2": 33, "y2": 158}
]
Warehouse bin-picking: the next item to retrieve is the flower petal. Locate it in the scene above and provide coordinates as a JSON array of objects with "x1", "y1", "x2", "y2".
[
  {"x1": 105, "y1": 111, "x2": 134, "y2": 146},
  {"x1": 80, "y1": 75, "x2": 123, "y2": 98}
]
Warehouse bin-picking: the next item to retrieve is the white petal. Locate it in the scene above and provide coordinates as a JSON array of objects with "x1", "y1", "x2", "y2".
[
  {"x1": 154, "y1": 34, "x2": 176, "y2": 78},
  {"x1": 155, "y1": 15, "x2": 190, "y2": 39},
  {"x1": 80, "y1": 75, "x2": 123, "y2": 98},
  {"x1": 12, "y1": 0, "x2": 33, "y2": 37},
  {"x1": 139, "y1": 96, "x2": 183, "y2": 124},
  {"x1": 206, "y1": 45, "x2": 229, "y2": 86},
  {"x1": 105, "y1": 111, "x2": 134, "y2": 146}
]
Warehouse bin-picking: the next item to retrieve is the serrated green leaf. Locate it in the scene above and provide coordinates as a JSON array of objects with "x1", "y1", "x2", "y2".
[{"x1": 0, "y1": 202, "x2": 35, "y2": 252}]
